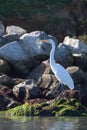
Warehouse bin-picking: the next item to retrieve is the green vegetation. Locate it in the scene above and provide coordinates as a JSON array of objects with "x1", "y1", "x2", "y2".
[
  {"x1": 52, "y1": 16, "x2": 60, "y2": 24},
  {"x1": 0, "y1": 98, "x2": 87, "y2": 117},
  {"x1": 0, "y1": 0, "x2": 72, "y2": 17},
  {"x1": 53, "y1": 98, "x2": 87, "y2": 116},
  {"x1": 0, "y1": 0, "x2": 23, "y2": 16},
  {"x1": 78, "y1": 35, "x2": 87, "y2": 44}
]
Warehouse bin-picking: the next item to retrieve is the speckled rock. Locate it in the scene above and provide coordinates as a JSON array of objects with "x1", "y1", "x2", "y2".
[
  {"x1": 63, "y1": 36, "x2": 87, "y2": 70},
  {"x1": 6, "y1": 25, "x2": 27, "y2": 37},
  {"x1": 13, "y1": 79, "x2": 41, "y2": 102}
]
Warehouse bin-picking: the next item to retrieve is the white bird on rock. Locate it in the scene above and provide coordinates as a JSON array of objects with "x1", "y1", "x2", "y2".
[{"x1": 39, "y1": 39, "x2": 74, "y2": 90}]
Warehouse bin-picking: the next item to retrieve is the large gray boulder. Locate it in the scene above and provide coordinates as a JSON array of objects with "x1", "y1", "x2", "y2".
[
  {"x1": 6, "y1": 25, "x2": 27, "y2": 37},
  {"x1": 0, "y1": 40, "x2": 30, "y2": 76},
  {"x1": 0, "y1": 41, "x2": 28, "y2": 61},
  {"x1": 27, "y1": 60, "x2": 53, "y2": 80},
  {"x1": 20, "y1": 31, "x2": 52, "y2": 60},
  {"x1": 63, "y1": 36, "x2": 87, "y2": 70}
]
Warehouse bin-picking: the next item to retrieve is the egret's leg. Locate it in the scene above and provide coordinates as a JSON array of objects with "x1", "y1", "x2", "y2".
[
  {"x1": 61, "y1": 83, "x2": 64, "y2": 93},
  {"x1": 59, "y1": 83, "x2": 64, "y2": 98},
  {"x1": 56, "y1": 83, "x2": 64, "y2": 100}
]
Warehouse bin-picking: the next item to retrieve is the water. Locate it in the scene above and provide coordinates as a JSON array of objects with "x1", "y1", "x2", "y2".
[{"x1": 0, "y1": 116, "x2": 87, "y2": 130}]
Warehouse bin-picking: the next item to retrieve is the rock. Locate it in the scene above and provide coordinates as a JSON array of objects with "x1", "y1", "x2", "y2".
[
  {"x1": 13, "y1": 79, "x2": 41, "y2": 102},
  {"x1": 0, "y1": 34, "x2": 19, "y2": 47},
  {"x1": 63, "y1": 36, "x2": 87, "y2": 70},
  {"x1": 77, "y1": 71, "x2": 87, "y2": 102},
  {"x1": 74, "y1": 53, "x2": 87, "y2": 71},
  {"x1": 13, "y1": 57, "x2": 39, "y2": 77},
  {"x1": 0, "y1": 40, "x2": 28, "y2": 61},
  {"x1": 0, "y1": 74, "x2": 15, "y2": 88},
  {"x1": 67, "y1": 66, "x2": 85, "y2": 87},
  {"x1": 0, "y1": 85, "x2": 19, "y2": 102},
  {"x1": 44, "y1": 75, "x2": 69, "y2": 99},
  {"x1": 2, "y1": 34, "x2": 19, "y2": 44},
  {"x1": 0, "y1": 73, "x2": 24, "y2": 88},
  {"x1": 27, "y1": 60, "x2": 53, "y2": 80},
  {"x1": 0, "y1": 21, "x2": 5, "y2": 36},
  {"x1": 0, "y1": 37, "x2": 2, "y2": 45},
  {"x1": 63, "y1": 36, "x2": 87, "y2": 54},
  {"x1": 40, "y1": 74, "x2": 60, "y2": 99},
  {"x1": 55, "y1": 43, "x2": 74, "y2": 67},
  {"x1": 53, "y1": 98, "x2": 85, "y2": 116},
  {"x1": 0, "y1": 40, "x2": 30, "y2": 77},
  {"x1": 0, "y1": 85, "x2": 13, "y2": 96},
  {"x1": 58, "y1": 90, "x2": 79, "y2": 100},
  {"x1": 6, "y1": 25, "x2": 27, "y2": 37},
  {"x1": 0, "y1": 95, "x2": 10, "y2": 110},
  {"x1": 20, "y1": 31, "x2": 52, "y2": 61},
  {"x1": 4, "y1": 98, "x2": 86, "y2": 116},
  {"x1": 39, "y1": 74, "x2": 68, "y2": 99},
  {"x1": 0, "y1": 59, "x2": 11, "y2": 74},
  {"x1": 80, "y1": 92, "x2": 87, "y2": 107},
  {"x1": 7, "y1": 100, "x2": 20, "y2": 109},
  {"x1": 0, "y1": 86, "x2": 20, "y2": 110}
]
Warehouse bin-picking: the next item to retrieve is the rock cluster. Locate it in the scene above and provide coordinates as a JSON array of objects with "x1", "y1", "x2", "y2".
[{"x1": 0, "y1": 21, "x2": 87, "y2": 114}]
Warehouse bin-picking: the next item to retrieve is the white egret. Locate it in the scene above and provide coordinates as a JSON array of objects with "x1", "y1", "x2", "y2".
[{"x1": 40, "y1": 39, "x2": 74, "y2": 90}]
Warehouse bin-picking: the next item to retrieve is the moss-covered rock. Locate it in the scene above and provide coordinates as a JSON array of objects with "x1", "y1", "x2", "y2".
[
  {"x1": 52, "y1": 98, "x2": 87, "y2": 116},
  {"x1": 78, "y1": 35, "x2": 87, "y2": 44},
  {"x1": 5, "y1": 103, "x2": 33, "y2": 116},
  {"x1": 55, "y1": 106, "x2": 80, "y2": 116},
  {"x1": 0, "y1": 98, "x2": 87, "y2": 117}
]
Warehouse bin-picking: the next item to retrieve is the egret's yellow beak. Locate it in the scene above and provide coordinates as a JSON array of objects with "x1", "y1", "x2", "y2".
[{"x1": 39, "y1": 40, "x2": 48, "y2": 42}]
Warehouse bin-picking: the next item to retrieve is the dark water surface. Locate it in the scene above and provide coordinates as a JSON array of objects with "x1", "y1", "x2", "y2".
[{"x1": 0, "y1": 116, "x2": 87, "y2": 130}]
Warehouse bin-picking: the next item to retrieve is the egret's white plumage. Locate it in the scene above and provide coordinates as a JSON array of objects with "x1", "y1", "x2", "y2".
[{"x1": 40, "y1": 39, "x2": 74, "y2": 90}]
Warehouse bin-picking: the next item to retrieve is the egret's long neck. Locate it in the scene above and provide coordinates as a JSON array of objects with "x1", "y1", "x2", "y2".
[{"x1": 50, "y1": 42, "x2": 55, "y2": 69}]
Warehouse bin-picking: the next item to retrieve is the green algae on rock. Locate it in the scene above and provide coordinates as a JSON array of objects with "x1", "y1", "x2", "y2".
[{"x1": 0, "y1": 98, "x2": 87, "y2": 117}]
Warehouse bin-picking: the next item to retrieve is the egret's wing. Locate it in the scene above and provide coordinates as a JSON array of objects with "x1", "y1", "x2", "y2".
[{"x1": 54, "y1": 64, "x2": 74, "y2": 89}]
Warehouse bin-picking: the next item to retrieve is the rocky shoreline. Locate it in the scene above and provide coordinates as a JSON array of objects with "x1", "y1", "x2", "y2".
[{"x1": 0, "y1": 21, "x2": 87, "y2": 116}]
